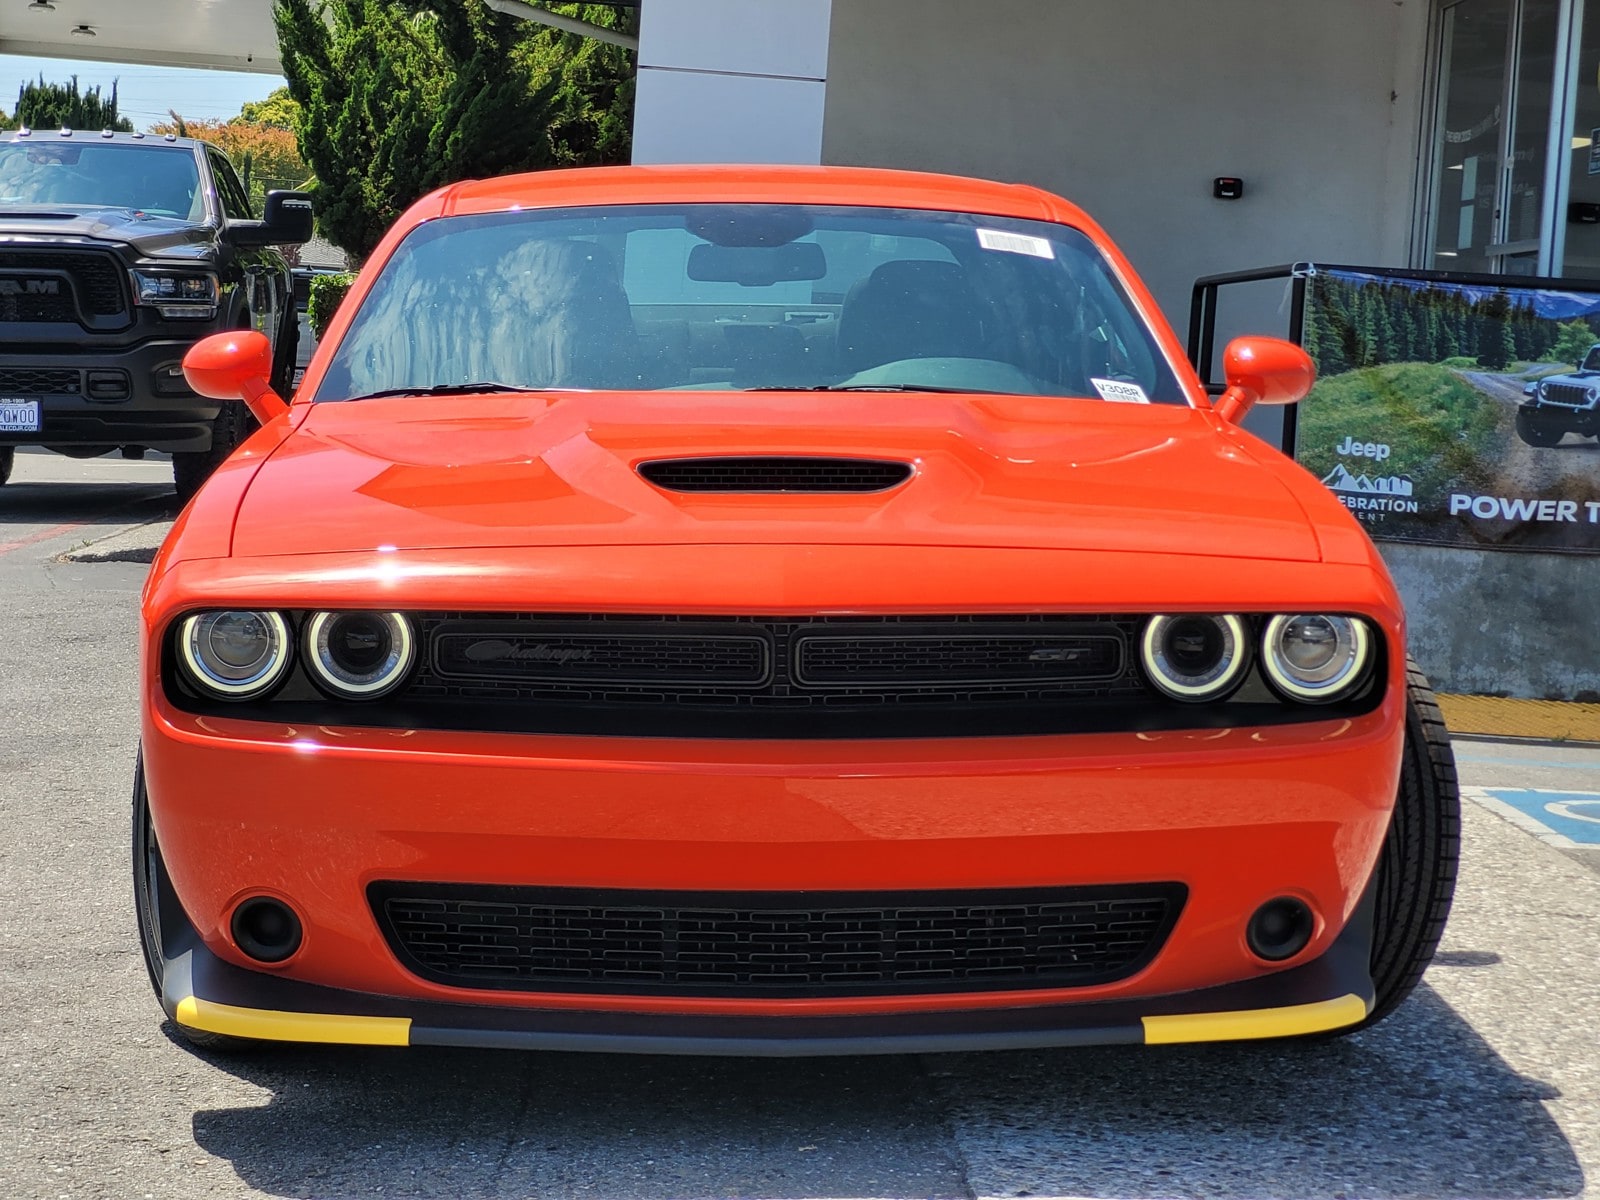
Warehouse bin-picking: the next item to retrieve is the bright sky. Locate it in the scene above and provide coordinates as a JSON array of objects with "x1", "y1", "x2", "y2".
[{"x1": 0, "y1": 54, "x2": 286, "y2": 129}]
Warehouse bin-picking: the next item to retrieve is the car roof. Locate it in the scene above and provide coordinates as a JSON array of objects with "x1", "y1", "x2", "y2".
[
  {"x1": 435, "y1": 164, "x2": 1096, "y2": 229},
  {"x1": 5, "y1": 129, "x2": 203, "y2": 149}
]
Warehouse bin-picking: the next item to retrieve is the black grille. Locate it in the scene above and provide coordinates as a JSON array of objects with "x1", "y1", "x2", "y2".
[
  {"x1": 1541, "y1": 383, "x2": 1593, "y2": 407},
  {"x1": 796, "y1": 631, "x2": 1122, "y2": 686},
  {"x1": 0, "y1": 249, "x2": 128, "y2": 325},
  {"x1": 372, "y1": 883, "x2": 1186, "y2": 997},
  {"x1": 0, "y1": 368, "x2": 79, "y2": 396},
  {"x1": 638, "y1": 456, "x2": 913, "y2": 493},
  {"x1": 433, "y1": 622, "x2": 771, "y2": 686}
]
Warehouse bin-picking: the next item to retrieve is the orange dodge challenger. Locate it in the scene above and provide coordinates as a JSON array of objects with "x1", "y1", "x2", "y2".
[{"x1": 135, "y1": 165, "x2": 1458, "y2": 1055}]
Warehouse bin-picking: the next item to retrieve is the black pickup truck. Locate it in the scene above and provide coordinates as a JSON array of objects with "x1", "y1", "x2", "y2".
[{"x1": 0, "y1": 130, "x2": 311, "y2": 498}]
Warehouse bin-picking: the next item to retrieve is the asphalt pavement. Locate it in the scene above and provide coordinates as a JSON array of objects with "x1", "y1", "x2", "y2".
[{"x1": 1, "y1": 448, "x2": 1597, "y2": 1199}]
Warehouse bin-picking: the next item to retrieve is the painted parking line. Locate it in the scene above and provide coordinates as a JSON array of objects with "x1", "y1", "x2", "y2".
[{"x1": 1465, "y1": 786, "x2": 1600, "y2": 847}]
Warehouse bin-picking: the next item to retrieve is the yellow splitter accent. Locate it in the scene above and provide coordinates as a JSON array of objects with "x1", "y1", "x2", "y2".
[
  {"x1": 176, "y1": 996, "x2": 411, "y2": 1046},
  {"x1": 1142, "y1": 993, "x2": 1369, "y2": 1044}
]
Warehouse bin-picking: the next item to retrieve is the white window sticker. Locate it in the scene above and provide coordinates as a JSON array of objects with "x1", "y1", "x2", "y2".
[
  {"x1": 1090, "y1": 377, "x2": 1150, "y2": 404},
  {"x1": 976, "y1": 228, "x2": 1055, "y2": 259}
]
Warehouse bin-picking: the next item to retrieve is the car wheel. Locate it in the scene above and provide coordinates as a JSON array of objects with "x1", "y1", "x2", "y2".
[
  {"x1": 0, "y1": 446, "x2": 12, "y2": 485},
  {"x1": 1333, "y1": 658, "x2": 1460, "y2": 1033},
  {"x1": 1514, "y1": 409, "x2": 1566, "y2": 447},
  {"x1": 171, "y1": 398, "x2": 258, "y2": 503},
  {"x1": 132, "y1": 751, "x2": 257, "y2": 1052}
]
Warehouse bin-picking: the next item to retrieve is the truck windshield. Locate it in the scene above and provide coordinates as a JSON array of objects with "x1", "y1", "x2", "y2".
[
  {"x1": 0, "y1": 142, "x2": 202, "y2": 220},
  {"x1": 315, "y1": 203, "x2": 1187, "y2": 405}
]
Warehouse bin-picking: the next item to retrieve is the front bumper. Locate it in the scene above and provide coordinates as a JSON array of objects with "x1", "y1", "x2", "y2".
[
  {"x1": 0, "y1": 338, "x2": 222, "y2": 451},
  {"x1": 157, "y1": 880, "x2": 1375, "y2": 1054}
]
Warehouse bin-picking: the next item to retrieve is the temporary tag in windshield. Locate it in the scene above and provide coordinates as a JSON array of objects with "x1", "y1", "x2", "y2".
[
  {"x1": 976, "y1": 228, "x2": 1055, "y2": 259},
  {"x1": 1090, "y1": 378, "x2": 1150, "y2": 404}
]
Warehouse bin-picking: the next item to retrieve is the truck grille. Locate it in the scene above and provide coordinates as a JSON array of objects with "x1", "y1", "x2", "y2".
[
  {"x1": 1541, "y1": 382, "x2": 1593, "y2": 407},
  {"x1": 0, "y1": 249, "x2": 128, "y2": 328},
  {"x1": 0, "y1": 368, "x2": 79, "y2": 395},
  {"x1": 372, "y1": 883, "x2": 1186, "y2": 997}
]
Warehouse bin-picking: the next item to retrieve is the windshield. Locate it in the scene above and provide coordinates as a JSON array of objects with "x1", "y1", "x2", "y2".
[
  {"x1": 316, "y1": 204, "x2": 1186, "y2": 404},
  {"x1": 0, "y1": 141, "x2": 203, "y2": 219}
]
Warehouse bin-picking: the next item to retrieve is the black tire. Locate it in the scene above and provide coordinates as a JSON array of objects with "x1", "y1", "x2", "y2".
[
  {"x1": 132, "y1": 752, "x2": 257, "y2": 1051},
  {"x1": 171, "y1": 398, "x2": 257, "y2": 503},
  {"x1": 1353, "y1": 658, "x2": 1461, "y2": 1029},
  {"x1": 0, "y1": 446, "x2": 12, "y2": 486},
  {"x1": 1515, "y1": 409, "x2": 1567, "y2": 447}
]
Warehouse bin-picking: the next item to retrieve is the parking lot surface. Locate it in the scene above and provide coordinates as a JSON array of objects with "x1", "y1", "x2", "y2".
[{"x1": 2, "y1": 449, "x2": 1597, "y2": 1199}]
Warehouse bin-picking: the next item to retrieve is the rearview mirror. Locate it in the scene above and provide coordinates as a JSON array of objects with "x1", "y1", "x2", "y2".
[
  {"x1": 229, "y1": 189, "x2": 314, "y2": 247},
  {"x1": 687, "y1": 241, "x2": 826, "y2": 286},
  {"x1": 1213, "y1": 337, "x2": 1315, "y2": 425},
  {"x1": 183, "y1": 331, "x2": 288, "y2": 424}
]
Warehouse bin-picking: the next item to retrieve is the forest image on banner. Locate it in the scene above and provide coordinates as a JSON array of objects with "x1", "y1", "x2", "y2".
[{"x1": 1295, "y1": 268, "x2": 1600, "y2": 554}]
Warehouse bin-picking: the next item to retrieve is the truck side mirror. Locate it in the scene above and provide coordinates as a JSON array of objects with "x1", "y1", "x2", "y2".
[
  {"x1": 1212, "y1": 337, "x2": 1316, "y2": 425},
  {"x1": 182, "y1": 331, "x2": 288, "y2": 424},
  {"x1": 229, "y1": 190, "x2": 315, "y2": 247}
]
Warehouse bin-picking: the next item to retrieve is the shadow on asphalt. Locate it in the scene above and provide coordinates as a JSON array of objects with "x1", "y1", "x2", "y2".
[
  {"x1": 0, "y1": 480, "x2": 177, "y2": 528},
  {"x1": 179, "y1": 982, "x2": 1581, "y2": 1199}
]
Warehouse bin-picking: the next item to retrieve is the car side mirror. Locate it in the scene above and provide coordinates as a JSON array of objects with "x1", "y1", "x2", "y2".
[
  {"x1": 183, "y1": 331, "x2": 289, "y2": 424},
  {"x1": 1212, "y1": 337, "x2": 1316, "y2": 425},
  {"x1": 229, "y1": 190, "x2": 315, "y2": 247}
]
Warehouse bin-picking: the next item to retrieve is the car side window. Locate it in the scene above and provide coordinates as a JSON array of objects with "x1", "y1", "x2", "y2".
[{"x1": 208, "y1": 149, "x2": 253, "y2": 221}]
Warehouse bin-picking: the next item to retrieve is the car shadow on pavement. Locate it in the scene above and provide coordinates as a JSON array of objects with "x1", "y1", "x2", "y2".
[
  {"x1": 0, "y1": 479, "x2": 177, "y2": 528},
  {"x1": 183, "y1": 980, "x2": 1581, "y2": 1200}
]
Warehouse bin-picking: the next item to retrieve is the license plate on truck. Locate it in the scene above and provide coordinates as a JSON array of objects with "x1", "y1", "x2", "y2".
[{"x1": 0, "y1": 399, "x2": 40, "y2": 432}]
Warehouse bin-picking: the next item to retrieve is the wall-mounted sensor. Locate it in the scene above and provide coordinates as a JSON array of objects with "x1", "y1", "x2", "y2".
[{"x1": 1213, "y1": 177, "x2": 1245, "y2": 200}]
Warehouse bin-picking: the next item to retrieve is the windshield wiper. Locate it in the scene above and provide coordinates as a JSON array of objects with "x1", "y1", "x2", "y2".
[
  {"x1": 745, "y1": 384, "x2": 1012, "y2": 394},
  {"x1": 340, "y1": 382, "x2": 564, "y2": 402}
]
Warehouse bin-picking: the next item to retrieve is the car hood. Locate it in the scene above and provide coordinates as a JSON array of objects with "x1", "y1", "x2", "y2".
[
  {"x1": 0, "y1": 208, "x2": 212, "y2": 257},
  {"x1": 230, "y1": 392, "x2": 1324, "y2": 562}
]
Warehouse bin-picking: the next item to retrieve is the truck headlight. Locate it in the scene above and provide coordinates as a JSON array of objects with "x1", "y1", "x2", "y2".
[{"x1": 130, "y1": 269, "x2": 219, "y2": 319}]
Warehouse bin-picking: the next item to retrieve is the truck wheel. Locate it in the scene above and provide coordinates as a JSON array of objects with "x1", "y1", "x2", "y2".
[
  {"x1": 1334, "y1": 658, "x2": 1460, "y2": 1034},
  {"x1": 0, "y1": 446, "x2": 12, "y2": 486},
  {"x1": 171, "y1": 399, "x2": 258, "y2": 503},
  {"x1": 1515, "y1": 409, "x2": 1566, "y2": 447},
  {"x1": 133, "y1": 752, "x2": 257, "y2": 1052}
]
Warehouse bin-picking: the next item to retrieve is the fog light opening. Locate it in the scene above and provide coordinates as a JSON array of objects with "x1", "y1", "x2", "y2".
[
  {"x1": 1246, "y1": 897, "x2": 1314, "y2": 962},
  {"x1": 230, "y1": 897, "x2": 303, "y2": 964}
]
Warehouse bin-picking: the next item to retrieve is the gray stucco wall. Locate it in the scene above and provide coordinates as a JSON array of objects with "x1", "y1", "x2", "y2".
[{"x1": 820, "y1": 0, "x2": 1431, "y2": 330}]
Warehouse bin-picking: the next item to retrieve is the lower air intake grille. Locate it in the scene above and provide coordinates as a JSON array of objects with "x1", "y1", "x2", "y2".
[
  {"x1": 372, "y1": 883, "x2": 1186, "y2": 997},
  {"x1": 0, "y1": 368, "x2": 79, "y2": 395},
  {"x1": 638, "y1": 456, "x2": 913, "y2": 493}
]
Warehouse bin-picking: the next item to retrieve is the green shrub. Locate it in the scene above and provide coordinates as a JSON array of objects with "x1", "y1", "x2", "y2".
[{"x1": 307, "y1": 272, "x2": 356, "y2": 340}]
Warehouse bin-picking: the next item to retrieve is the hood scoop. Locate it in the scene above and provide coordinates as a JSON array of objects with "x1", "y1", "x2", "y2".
[{"x1": 637, "y1": 456, "x2": 914, "y2": 494}]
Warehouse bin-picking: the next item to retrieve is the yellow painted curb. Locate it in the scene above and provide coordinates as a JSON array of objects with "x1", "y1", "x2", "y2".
[
  {"x1": 1437, "y1": 694, "x2": 1600, "y2": 744},
  {"x1": 1142, "y1": 993, "x2": 1368, "y2": 1044},
  {"x1": 175, "y1": 996, "x2": 411, "y2": 1045}
]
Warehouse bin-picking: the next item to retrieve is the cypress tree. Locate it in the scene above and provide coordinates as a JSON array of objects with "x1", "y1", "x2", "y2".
[{"x1": 15, "y1": 75, "x2": 133, "y2": 132}]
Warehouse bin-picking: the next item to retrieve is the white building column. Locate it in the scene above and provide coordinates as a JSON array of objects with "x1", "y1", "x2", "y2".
[{"x1": 631, "y1": 0, "x2": 832, "y2": 165}]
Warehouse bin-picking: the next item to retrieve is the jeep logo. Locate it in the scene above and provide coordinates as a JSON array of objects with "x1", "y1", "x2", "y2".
[{"x1": 0, "y1": 278, "x2": 60, "y2": 297}]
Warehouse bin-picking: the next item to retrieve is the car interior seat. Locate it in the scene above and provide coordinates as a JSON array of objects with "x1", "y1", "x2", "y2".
[{"x1": 836, "y1": 260, "x2": 989, "y2": 375}]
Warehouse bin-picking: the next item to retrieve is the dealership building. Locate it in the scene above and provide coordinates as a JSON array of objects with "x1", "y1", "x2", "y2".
[{"x1": 7, "y1": 0, "x2": 1598, "y2": 704}]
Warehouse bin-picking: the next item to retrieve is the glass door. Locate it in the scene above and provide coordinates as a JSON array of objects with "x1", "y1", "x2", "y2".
[{"x1": 1428, "y1": 0, "x2": 1561, "y2": 274}]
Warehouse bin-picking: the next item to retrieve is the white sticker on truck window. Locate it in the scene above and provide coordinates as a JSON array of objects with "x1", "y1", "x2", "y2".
[
  {"x1": 976, "y1": 228, "x2": 1055, "y2": 259},
  {"x1": 1090, "y1": 378, "x2": 1151, "y2": 404}
]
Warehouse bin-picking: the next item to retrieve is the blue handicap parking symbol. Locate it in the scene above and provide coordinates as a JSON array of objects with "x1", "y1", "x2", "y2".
[{"x1": 1483, "y1": 789, "x2": 1600, "y2": 845}]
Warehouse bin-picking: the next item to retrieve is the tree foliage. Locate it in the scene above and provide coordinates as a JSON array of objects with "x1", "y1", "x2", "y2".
[
  {"x1": 237, "y1": 86, "x2": 301, "y2": 131},
  {"x1": 150, "y1": 115, "x2": 310, "y2": 215},
  {"x1": 274, "y1": 0, "x2": 635, "y2": 262},
  {"x1": 14, "y1": 75, "x2": 133, "y2": 132},
  {"x1": 1305, "y1": 275, "x2": 1585, "y2": 377}
]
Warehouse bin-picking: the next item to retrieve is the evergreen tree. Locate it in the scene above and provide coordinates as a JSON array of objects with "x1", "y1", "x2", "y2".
[
  {"x1": 14, "y1": 75, "x2": 133, "y2": 132},
  {"x1": 275, "y1": 0, "x2": 635, "y2": 263},
  {"x1": 1475, "y1": 292, "x2": 1516, "y2": 369}
]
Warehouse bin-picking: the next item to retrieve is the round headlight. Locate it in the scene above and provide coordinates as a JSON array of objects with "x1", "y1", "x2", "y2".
[
  {"x1": 1261, "y1": 615, "x2": 1372, "y2": 702},
  {"x1": 1140, "y1": 614, "x2": 1250, "y2": 702},
  {"x1": 178, "y1": 610, "x2": 291, "y2": 699},
  {"x1": 1588, "y1": 386, "x2": 1599, "y2": 403},
  {"x1": 304, "y1": 611, "x2": 414, "y2": 698}
]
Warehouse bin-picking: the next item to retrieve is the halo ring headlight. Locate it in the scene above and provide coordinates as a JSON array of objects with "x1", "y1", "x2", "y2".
[
  {"x1": 304, "y1": 611, "x2": 414, "y2": 698},
  {"x1": 1261, "y1": 614, "x2": 1371, "y2": 703},
  {"x1": 178, "y1": 610, "x2": 291, "y2": 699},
  {"x1": 1140, "y1": 614, "x2": 1250, "y2": 702}
]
